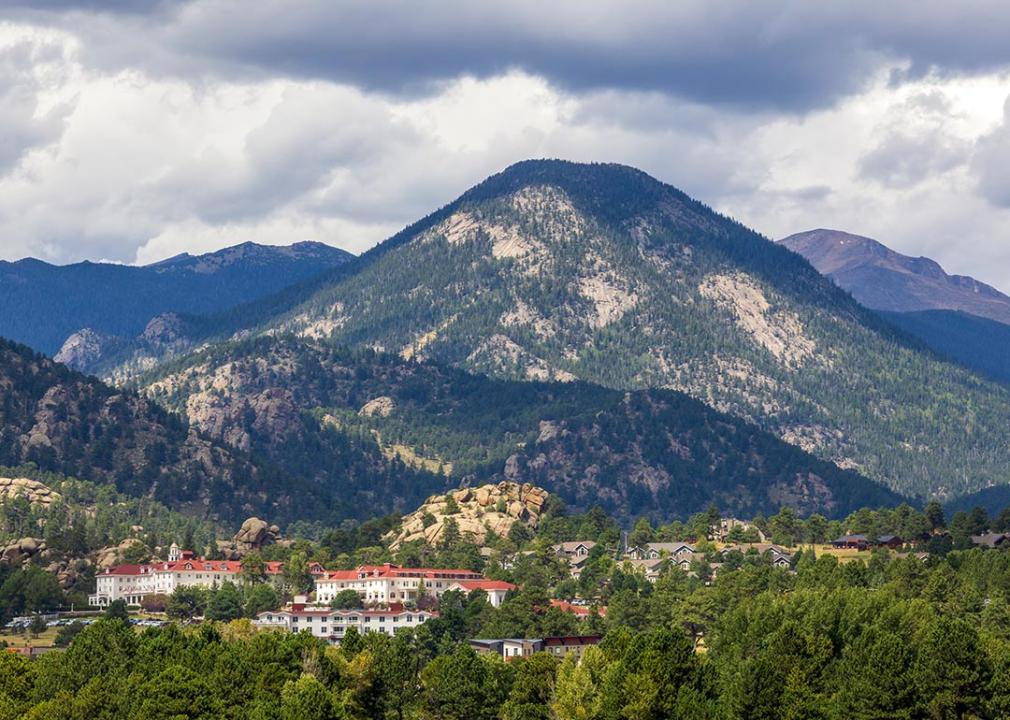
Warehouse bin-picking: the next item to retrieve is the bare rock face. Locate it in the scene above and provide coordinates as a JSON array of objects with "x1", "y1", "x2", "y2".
[
  {"x1": 1, "y1": 537, "x2": 46, "y2": 565},
  {"x1": 0, "y1": 477, "x2": 61, "y2": 507},
  {"x1": 386, "y1": 481, "x2": 549, "y2": 550},
  {"x1": 359, "y1": 396, "x2": 396, "y2": 418},
  {"x1": 141, "y1": 313, "x2": 190, "y2": 346},
  {"x1": 93, "y1": 538, "x2": 146, "y2": 570},
  {"x1": 54, "y1": 328, "x2": 114, "y2": 370},
  {"x1": 219, "y1": 516, "x2": 279, "y2": 558}
]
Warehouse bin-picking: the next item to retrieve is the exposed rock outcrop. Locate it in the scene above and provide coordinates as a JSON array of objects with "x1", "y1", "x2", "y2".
[
  {"x1": 359, "y1": 396, "x2": 396, "y2": 418},
  {"x1": 0, "y1": 477, "x2": 61, "y2": 507},
  {"x1": 94, "y1": 538, "x2": 146, "y2": 570},
  {"x1": 54, "y1": 328, "x2": 118, "y2": 371},
  {"x1": 217, "y1": 516, "x2": 280, "y2": 558},
  {"x1": 387, "y1": 482, "x2": 549, "y2": 550},
  {"x1": 1, "y1": 537, "x2": 46, "y2": 565}
]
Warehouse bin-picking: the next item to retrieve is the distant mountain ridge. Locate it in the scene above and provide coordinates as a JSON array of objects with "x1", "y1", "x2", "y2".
[
  {"x1": 0, "y1": 240, "x2": 353, "y2": 356},
  {"x1": 780, "y1": 229, "x2": 1010, "y2": 325}
]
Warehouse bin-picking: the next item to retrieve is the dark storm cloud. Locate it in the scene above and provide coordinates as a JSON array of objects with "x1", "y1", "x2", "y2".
[{"x1": 12, "y1": 0, "x2": 1010, "y2": 113}]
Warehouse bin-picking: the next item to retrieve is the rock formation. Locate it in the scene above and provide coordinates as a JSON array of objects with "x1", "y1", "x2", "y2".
[
  {"x1": 1, "y1": 537, "x2": 46, "y2": 565},
  {"x1": 387, "y1": 481, "x2": 549, "y2": 550},
  {"x1": 0, "y1": 477, "x2": 61, "y2": 507},
  {"x1": 218, "y1": 517, "x2": 281, "y2": 558}
]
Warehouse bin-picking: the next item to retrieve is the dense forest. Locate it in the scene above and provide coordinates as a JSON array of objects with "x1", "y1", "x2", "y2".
[{"x1": 881, "y1": 309, "x2": 1010, "y2": 386}]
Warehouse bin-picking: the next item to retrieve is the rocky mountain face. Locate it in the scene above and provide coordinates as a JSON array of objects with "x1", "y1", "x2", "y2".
[
  {"x1": 56, "y1": 313, "x2": 203, "y2": 382},
  {"x1": 780, "y1": 229, "x2": 1010, "y2": 324},
  {"x1": 139, "y1": 335, "x2": 899, "y2": 521},
  {"x1": 0, "y1": 337, "x2": 305, "y2": 522},
  {"x1": 388, "y1": 482, "x2": 548, "y2": 549},
  {"x1": 224, "y1": 160, "x2": 1010, "y2": 501},
  {"x1": 0, "y1": 240, "x2": 352, "y2": 357}
]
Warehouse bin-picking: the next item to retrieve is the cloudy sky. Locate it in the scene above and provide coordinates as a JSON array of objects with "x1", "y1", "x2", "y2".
[{"x1": 4, "y1": 2, "x2": 1010, "y2": 289}]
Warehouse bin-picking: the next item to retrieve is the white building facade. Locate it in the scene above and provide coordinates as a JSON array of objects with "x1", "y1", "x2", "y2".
[
  {"x1": 315, "y1": 563, "x2": 484, "y2": 605},
  {"x1": 89, "y1": 549, "x2": 283, "y2": 606},
  {"x1": 255, "y1": 603, "x2": 438, "y2": 643}
]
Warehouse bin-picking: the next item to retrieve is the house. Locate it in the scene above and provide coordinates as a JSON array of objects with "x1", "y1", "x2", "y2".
[
  {"x1": 552, "y1": 541, "x2": 596, "y2": 558},
  {"x1": 877, "y1": 535, "x2": 903, "y2": 549},
  {"x1": 256, "y1": 601, "x2": 437, "y2": 643},
  {"x1": 315, "y1": 564, "x2": 484, "y2": 605},
  {"x1": 550, "y1": 599, "x2": 607, "y2": 618},
  {"x1": 623, "y1": 557, "x2": 668, "y2": 582},
  {"x1": 720, "y1": 543, "x2": 793, "y2": 567},
  {"x1": 447, "y1": 580, "x2": 516, "y2": 607},
  {"x1": 627, "y1": 542, "x2": 696, "y2": 561},
  {"x1": 89, "y1": 547, "x2": 284, "y2": 606},
  {"x1": 970, "y1": 533, "x2": 1010, "y2": 549},
  {"x1": 543, "y1": 635, "x2": 603, "y2": 660},
  {"x1": 470, "y1": 635, "x2": 602, "y2": 661},
  {"x1": 831, "y1": 534, "x2": 871, "y2": 550}
]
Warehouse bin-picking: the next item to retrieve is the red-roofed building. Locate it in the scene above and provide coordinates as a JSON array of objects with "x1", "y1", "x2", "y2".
[
  {"x1": 89, "y1": 544, "x2": 284, "y2": 606},
  {"x1": 315, "y1": 563, "x2": 484, "y2": 605},
  {"x1": 447, "y1": 579, "x2": 516, "y2": 607},
  {"x1": 550, "y1": 599, "x2": 607, "y2": 618}
]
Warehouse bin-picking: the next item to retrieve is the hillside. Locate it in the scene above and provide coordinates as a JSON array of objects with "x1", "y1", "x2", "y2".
[
  {"x1": 880, "y1": 309, "x2": 1010, "y2": 385},
  {"x1": 0, "y1": 336, "x2": 454, "y2": 525},
  {"x1": 140, "y1": 335, "x2": 900, "y2": 522},
  {"x1": 0, "y1": 240, "x2": 352, "y2": 357},
  {"x1": 780, "y1": 228, "x2": 1010, "y2": 323},
  {"x1": 227, "y1": 160, "x2": 1010, "y2": 501}
]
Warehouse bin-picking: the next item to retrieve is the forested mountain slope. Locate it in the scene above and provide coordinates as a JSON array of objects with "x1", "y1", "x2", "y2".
[
  {"x1": 0, "y1": 241, "x2": 351, "y2": 356},
  {"x1": 0, "y1": 337, "x2": 444, "y2": 525},
  {"x1": 140, "y1": 335, "x2": 900, "y2": 522},
  {"x1": 881, "y1": 309, "x2": 1010, "y2": 386},
  {"x1": 238, "y1": 160, "x2": 1010, "y2": 501}
]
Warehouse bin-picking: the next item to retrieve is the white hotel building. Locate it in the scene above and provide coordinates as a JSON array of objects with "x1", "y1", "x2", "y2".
[
  {"x1": 315, "y1": 563, "x2": 484, "y2": 605},
  {"x1": 256, "y1": 602, "x2": 438, "y2": 643},
  {"x1": 89, "y1": 545, "x2": 283, "y2": 606}
]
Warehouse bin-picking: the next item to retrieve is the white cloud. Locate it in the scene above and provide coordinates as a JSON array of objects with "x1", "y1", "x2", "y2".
[{"x1": 2, "y1": 9, "x2": 1010, "y2": 294}]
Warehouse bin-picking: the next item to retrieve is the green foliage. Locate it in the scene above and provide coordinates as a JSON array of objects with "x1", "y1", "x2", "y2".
[
  {"x1": 331, "y1": 589, "x2": 364, "y2": 610},
  {"x1": 103, "y1": 599, "x2": 129, "y2": 622},
  {"x1": 165, "y1": 586, "x2": 207, "y2": 621},
  {"x1": 205, "y1": 582, "x2": 243, "y2": 622}
]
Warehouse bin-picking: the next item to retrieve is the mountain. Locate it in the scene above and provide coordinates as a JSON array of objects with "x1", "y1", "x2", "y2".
[
  {"x1": 209, "y1": 159, "x2": 1010, "y2": 503},
  {"x1": 780, "y1": 229, "x2": 1010, "y2": 385},
  {"x1": 0, "y1": 335, "x2": 454, "y2": 525},
  {"x1": 139, "y1": 335, "x2": 899, "y2": 522},
  {"x1": 779, "y1": 229, "x2": 1010, "y2": 324},
  {"x1": 0, "y1": 241, "x2": 352, "y2": 356}
]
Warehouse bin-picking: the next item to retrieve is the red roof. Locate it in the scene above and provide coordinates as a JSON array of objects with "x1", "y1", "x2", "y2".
[
  {"x1": 101, "y1": 556, "x2": 284, "y2": 576},
  {"x1": 452, "y1": 580, "x2": 516, "y2": 592},
  {"x1": 102, "y1": 564, "x2": 148, "y2": 576},
  {"x1": 550, "y1": 600, "x2": 607, "y2": 617},
  {"x1": 322, "y1": 564, "x2": 483, "y2": 582}
]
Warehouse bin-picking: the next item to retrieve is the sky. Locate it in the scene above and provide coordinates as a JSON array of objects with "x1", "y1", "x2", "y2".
[{"x1": 3, "y1": 2, "x2": 1010, "y2": 290}]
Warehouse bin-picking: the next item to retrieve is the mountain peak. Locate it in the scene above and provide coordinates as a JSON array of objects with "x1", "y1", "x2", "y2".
[{"x1": 782, "y1": 228, "x2": 1010, "y2": 323}]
